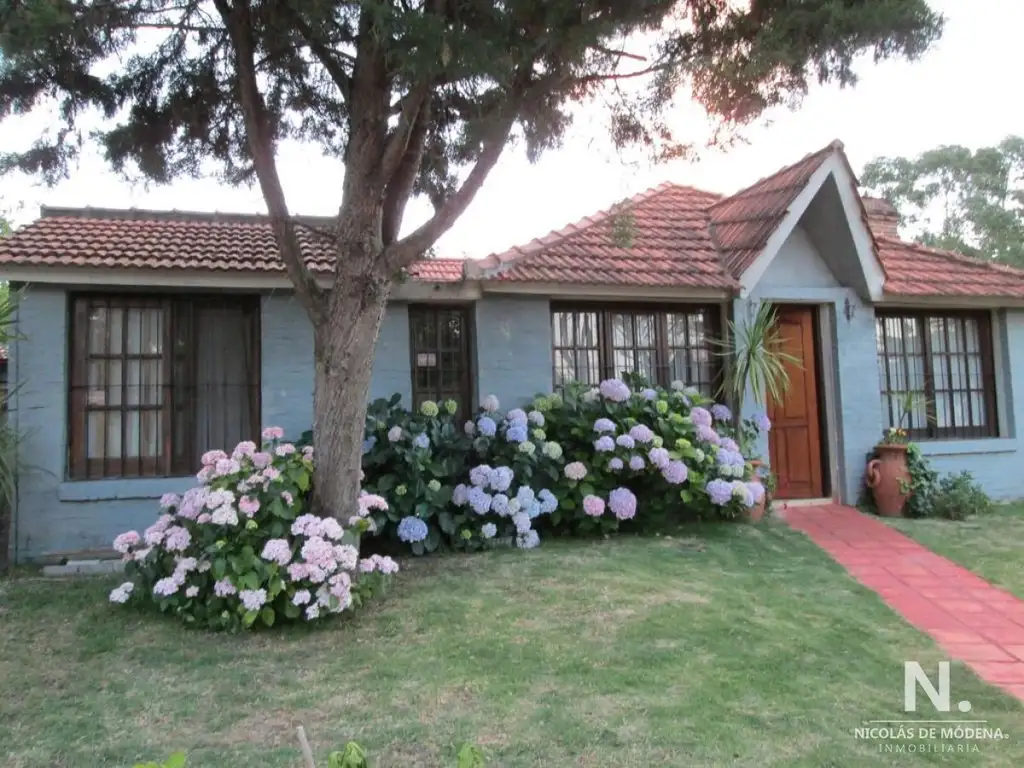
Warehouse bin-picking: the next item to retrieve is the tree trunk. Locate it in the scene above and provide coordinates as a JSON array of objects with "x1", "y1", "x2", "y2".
[{"x1": 310, "y1": 265, "x2": 391, "y2": 521}]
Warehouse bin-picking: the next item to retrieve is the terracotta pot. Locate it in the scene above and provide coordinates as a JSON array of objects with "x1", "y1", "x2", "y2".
[
  {"x1": 747, "y1": 460, "x2": 768, "y2": 522},
  {"x1": 865, "y1": 444, "x2": 911, "y2": 517}
]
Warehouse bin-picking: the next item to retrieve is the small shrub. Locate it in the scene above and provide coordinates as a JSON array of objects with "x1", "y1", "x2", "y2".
[
  {"x1": 930, "y1": 471, "x2": 993, "y2": 520},
  {"x1": 110, "y1": 428, "x2": 398, "y2": 631},
  {"x1": 903, "y1": 443, "x2": 939, "y2": 518}
]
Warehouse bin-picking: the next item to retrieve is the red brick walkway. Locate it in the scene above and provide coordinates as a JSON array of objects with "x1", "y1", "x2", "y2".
[{"x1": 781, "y1": 504, "x2": 1024, "y2": 702}]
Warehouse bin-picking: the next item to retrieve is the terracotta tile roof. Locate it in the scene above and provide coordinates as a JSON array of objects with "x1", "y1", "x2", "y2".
[
  {"x1": 0, "y1": 207, "x2": 464, "y2": 282},
  {"x1": 472, "y1": 182, "x2": 737, "y2": 288},
  {"x1": 875, "y1": 237, "x2": 1024, "y2": 299},
  {"x1": 708, "y1": 140, "x2": 841, "y2": 274}
]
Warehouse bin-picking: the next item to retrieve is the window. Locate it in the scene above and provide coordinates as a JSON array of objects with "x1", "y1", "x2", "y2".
[
  {"x1": 68, "y1": 295, "x2": 260, "y2": 479},
  {"x1": 551, "y1": 304, "x2": 721, "y2": 394},
  {"x1": 409, "y1": 306, "x2": 472, "y2": 420},
  {"x1": 876, "y1": 310, "x2": 997, "y2": 439}
]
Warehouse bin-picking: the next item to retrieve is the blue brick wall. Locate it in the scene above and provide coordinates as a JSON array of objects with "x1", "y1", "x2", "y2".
[
  {"x1": 9, "y1": 288, "x2": 413, "y2": 562},
  {"x1": 473, "y1": 295, "x2": 553, "y2": 410}
]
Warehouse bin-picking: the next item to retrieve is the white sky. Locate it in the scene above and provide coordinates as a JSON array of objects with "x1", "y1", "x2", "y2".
[{"x1": 2, "y1": 0, "x2": 1022, "y2": 258}]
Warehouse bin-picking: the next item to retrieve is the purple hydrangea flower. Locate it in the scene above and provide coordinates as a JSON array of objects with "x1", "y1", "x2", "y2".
[
  {"x1": 717, "y1": 449, "x2": 745, "y2": 468},
  {"x1": 648, "y1": 447, "x2": 670, "y2": 468},
  {"x1": 710, "y1": 404, "x2": 732, "y2": 422},
  {"x1": 697, "y1": 424, "x2": 720, "y2": 445},
  {"x1": 477, "y1": 416, "x2": 497, "y2": 437},
  {"x1": 719, "y1": 437, "x2": 740, "y2": 453},
  {"x1": 594, "y1": 435, "x2": 615, "y2": 452},
  {"x1": 452, "y1": 484, "x2": 469, "y2": 506},
  {"x1": 628, "y1": 424, "x2": 655, "y2": 443},
  {"x1": 467, "y1": 487, "x2": 493, "y2": 515},
  {"x1": 641, "y1": 388, "x2": 658, "y2": 400},
  {"x1": 629, "y1": 455, "x2": 645, "y2": 471},
  {"x1": 593, "y1": 418, "x2": 616, "y2": 433},
  {"x1": 490, "y1": 466, "x2": 514, "y2": 493},
  {"x1": 615, "y1": 434, "x2": 636, "y2": 450},
  {"x1": 608, "y1": 457, "x2": 624, "y2": 472},
  {"x1": 754, "y1": 412, "x2": 772, "y2": 433},
  {"x1": 690, "y1": 407, "x2": 712, "y2": 427},
  {"x1": 706, "y1": 479, "x2": 733, "y2": 506},
  {"x1": 398, "y1": 516, "x2": 429, "y2": 543},
  {"x1": 746, "y1": 482, "x2": 766, "y2": 504},
  {"x1": 506, "y1": 425, "x2": 528, "y2": 443},
  {"x1": 469, "y1": 464, "x2": 492, "y2": 487},
  {"x1": 490, "y1": 493, "x2": 510, "y2": 516},
  {"x1": 583, "y1": 495, "x2": 605, "y2": 517},
  {"x1": 599, "y1": 378, "x2": 631, "y2": 403},
  {"x1": 412, "y1": 433, "x2": 430, "y2": 449},
  {"x1": 608, "y1": 488, "x2": 637, "y2": 520},
  {"x1": 661, "y1": 460, "x2": 688, "y2": 485},
  {"x1": 507, "y1": 408, "x2": 527, "y2": 424},
  {"x1": 538, "y1": 489, "x2": 558, "y2": 514}
]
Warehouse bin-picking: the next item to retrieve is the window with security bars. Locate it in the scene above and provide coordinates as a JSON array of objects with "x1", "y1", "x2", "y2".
[
  {"x1": 68, "y1": 295, "x2": 261, "y2": 479},
  {"x1": 551, "y1": 304, "x2": 721, "y2": 395},
  {"x1": 875, "y1": 311, "x2": 997, "y2": 439}
]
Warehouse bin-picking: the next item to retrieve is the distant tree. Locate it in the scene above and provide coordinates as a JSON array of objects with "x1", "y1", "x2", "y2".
[
  {"x1": 0, "y1": 0, "x2": 943, "y2": 518},
  {"x1": 861, "y1": 137, "x2": 1024, "y2": 265}
]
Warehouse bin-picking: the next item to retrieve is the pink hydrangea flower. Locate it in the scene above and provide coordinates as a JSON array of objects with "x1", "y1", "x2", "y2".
[
  {"x1": 608, "y1": 488, "x2": 637, "y2": 521},
  {"x1": 251, "y1": 452, "x2": 272, "y2": 469},
  {"x1": 112, "y1": 531, "x2": 140, "y2": 554},
  {"x1": 306, "y1": 565, "x2": 327, "y2": 584},
  {"x1": 376, "y1": 555, "x2": 399, "y2": 575},
  {"x1": 291, "y1": 514, "x2": 322, "y2": 537},
  {"x1": 583, "y1": 495, "x2": 605, "y2": 517},
  {"x1": 232, "y1": 440, "x2": 257, "y2": 459},
  {"x1": 275, "y1": 443, "x2": 296, "y2": 457},
  {"x1": 260, "y1": 538, "x2": 292, "y2": 566},
  {"x1": 320, "y1": 518, "x2": 344, "y2": 541},
  {"x1": 108, "y1": 581, "x2": 134, "y2": 604},
  {"x1": 163, "y1": 526, "x2": 191, "y2": 553},
  {"x1": 359, "y1": 558, "x2": 378, "y2": 574},
  {"x1": 333, "y1": 544, "x2": 358, "y2": 571},
  {"x1": 159, "y1": 493, "x2": 180, "y2": 509},
  {"x1": 143, "y1": 528, "x2": 166, "y2": 547},
  {"x1": 214, "y1": 578, "x2": 237, "y2": 597},
  {"x1": 210, "y1": 505, "x2": 239, "y2": 526},
  {"x1": 239, "y1": 588, "x2": 267, "y2": 611},
  {"x1": 261, "y1": 426, "x2": 285, "y2": 441},
  {"x1": 239, "y1": 496, "x2": 261, "y2": 518},
  {"x1": 185, "y1": 586, "x2": 199, "y2": 598},
  {"x1": 358, "y1": 493, "x2": 388, "y2": 514},
  {"x1": 206, "y1": 489, "x2": 235, "y2": 510},
  {"x1": 287, "y1": 563, "x2": 309, "y2": 581},
  {"x1": 196, "y1": 466, "x2": 213, "y2": 484},
  {"x1": 305, "y1": 604, "x2": 320, "y2": 620},
  {"x1": 133, "y1": 546, "x2": 152, "y2": 561},
  {"x1": 214, "y1": 458, "x2": 241, "y2": 477},
  {"x1": 201, "y1": 449, "x2": 228, "y2": 466},
  {"x1": 153, "y1": 577, "x2": 181, "y2": 597},
  {"x1": 301, "y1": 537, "x2": 338, "y2": 571},
  {"x1": 196, "y1": 513, "x2": 211, "y2": 524},
  {"x1": 564, "y1": 462, "x2": 587, "y2": 481},
  {"x1": 292, "y1": 589, "x2": 312, "y2": 605},
  {"x1": 282, "y1": 491, "x2": 294, "y2": 507},
  {"x1": 262, "y1": 467, "x2": 282, "y2": 483},
  {"x1": 177, "y1": 487, "x2": 210, "y2": 519}
]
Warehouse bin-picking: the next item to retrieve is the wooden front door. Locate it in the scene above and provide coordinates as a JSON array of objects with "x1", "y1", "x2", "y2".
[
  {"x1": 767, "y1": 305, "x2": 824, "y2": 500},
  {"x1": 408, "y1": 306, "x2": 473, "y2": 421}
]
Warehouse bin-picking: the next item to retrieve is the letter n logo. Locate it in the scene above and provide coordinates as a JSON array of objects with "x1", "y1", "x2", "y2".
[{"x1": 904, "y1": 661, "x2": 950, "y2": 712}]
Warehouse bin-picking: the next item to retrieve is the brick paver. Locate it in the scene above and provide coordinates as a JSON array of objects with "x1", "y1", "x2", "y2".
[{"x1": 781, "y1": 503, "x2": 1024, "y2": 703}]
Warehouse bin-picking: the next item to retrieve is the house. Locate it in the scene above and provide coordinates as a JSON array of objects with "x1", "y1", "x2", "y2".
[{"x1": 3, "y1": 138, "x2": 1024, "y2": 562}]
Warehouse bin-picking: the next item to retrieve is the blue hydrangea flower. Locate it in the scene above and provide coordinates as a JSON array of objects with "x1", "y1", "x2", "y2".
[
  {"x1": 608, "y1": 457, "x2": 624, "y2": 472},
  {"x1": 490, "y1": 493, "x2": 510, "y2": 516},
  {"x1": 506, "y1": 408, "x2": 527, "y2": 424},
  {"x1": 719, "y1": 437, "x2": 740, "y2": 453},
  {"x1": 490, "y1": 466, "x2": 514, "y2": 493},
  {"x1": 628, "y1": 424, "x2": 655, "y2": 443},
  {"x1": 412, "y1": 433, "x2": 430, "y2": 450},
  {"x1": 593, "y1": 418, "x2": 616, "y2": 433},
  {"x1": 648, "y1": 447, "x2": 670, "y2": 468},
  {"x1": 710, "y1": 404, "x2": 732, "y2": 422},
  {"x1": 754, "y1": 412, "x2": 772, "y2": 433},
  {"x1": 706, "y1": 478, "x2": 733, "y2": 506},
  {"x1": 615, "y1": 434, "x2": 636, "y2": 450},
  {"x1": 594, "y1": 435, "x2": 615, "y2": 452},
  {"x1": 397, "y1": 516, "x2": 429, "y2": 543},
  {"x1": 661, "y1": 460, "x2": 688, "y2": 485},
  {"x1": 469, "y1": 464, "x2": 492, "y2": 487},
  {"x1": 516, "y1": 529, "x2": 541, "y2": 550},
  {"x1": 506, "y1": 425, "x2": 528, "y2": 444},
  {"x1": 481, "y1": 522, "x2": 497, "y2": 539},
  {"x1": 528, "y1": 410, "x2": 545, "y2": 426},
  {"x1": 512, "y1": 511, "x2": 532, "y2": 533},
  {"x1": 717, "y1": 449, "x2": 745, "y2": 468},
  {"x1": 538, "y1": 489, "x2": 558, "y2": 514},
  {"x1": 524, "y1": 500, "x2": 542, "y2": 519},
  {"x1": 452, "y1": 484, "x2": 469, "y2": 506},
  {"x1": 515, "y1": 486, "x2": 536, "y2": 507},
  {"x1": 629, "y1": 455, "x2": 646, "y2": 471},
  {"x1": 467, "y1": 487, "x2": 493, "y2": 515},
  {"x1": 362, "y1": 436, "x2": 377, "y2": 454},
  {"x1": 477, "y1": 416, "x2": 497, "y2": 437},
  {"x1": 641, "y1": 388, "x2": 658, "y2": 400}
]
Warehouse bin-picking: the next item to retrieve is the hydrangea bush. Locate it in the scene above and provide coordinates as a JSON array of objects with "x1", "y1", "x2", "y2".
[
  {"x1": 110, "y1": 428, "x2": 398, "y2": 630},
  {"x1": 357, "y1": 377, "x2": 765, "y2": 555}
]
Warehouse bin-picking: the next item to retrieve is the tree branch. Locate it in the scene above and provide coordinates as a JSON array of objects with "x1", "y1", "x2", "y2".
[
  {"x1": 376, "y1": 82, "x2": 431, "y2": 189},
  {"x1": 279, "y1": 1, "x2": 353, "y2": 104},
  {"x1": 214, "y1": 0, "x2": 327, "y2": 326},
  {"x1": 382, "y1": 100, "x2": 431, "y2": 246}
]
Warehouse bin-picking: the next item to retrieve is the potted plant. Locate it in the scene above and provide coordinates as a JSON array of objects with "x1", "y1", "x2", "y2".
[{"x1": 865, "y1": 426, "x2": 911, "y2": 517}]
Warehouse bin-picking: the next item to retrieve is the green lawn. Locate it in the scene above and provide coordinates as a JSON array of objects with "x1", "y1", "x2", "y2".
[
  {"x1": 2, "y1": 524, "x2": 1022, "y2": 767},
  {"x1": 888, "y1": 503, "x2": 1024, "y2": 600}
]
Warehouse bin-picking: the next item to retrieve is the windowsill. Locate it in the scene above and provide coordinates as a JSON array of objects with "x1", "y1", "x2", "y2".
[
  {"x1": 916, "y1": 438, "x2": 1019, "y2": 457},
  {"x1": 58, "y1": 476, "x2": 196, "y2": 503}
]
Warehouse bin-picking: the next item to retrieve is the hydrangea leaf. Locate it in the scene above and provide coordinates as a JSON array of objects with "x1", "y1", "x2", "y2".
[{"x1": 260, "y1": 607, "x2": 276, "y2": 627}]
